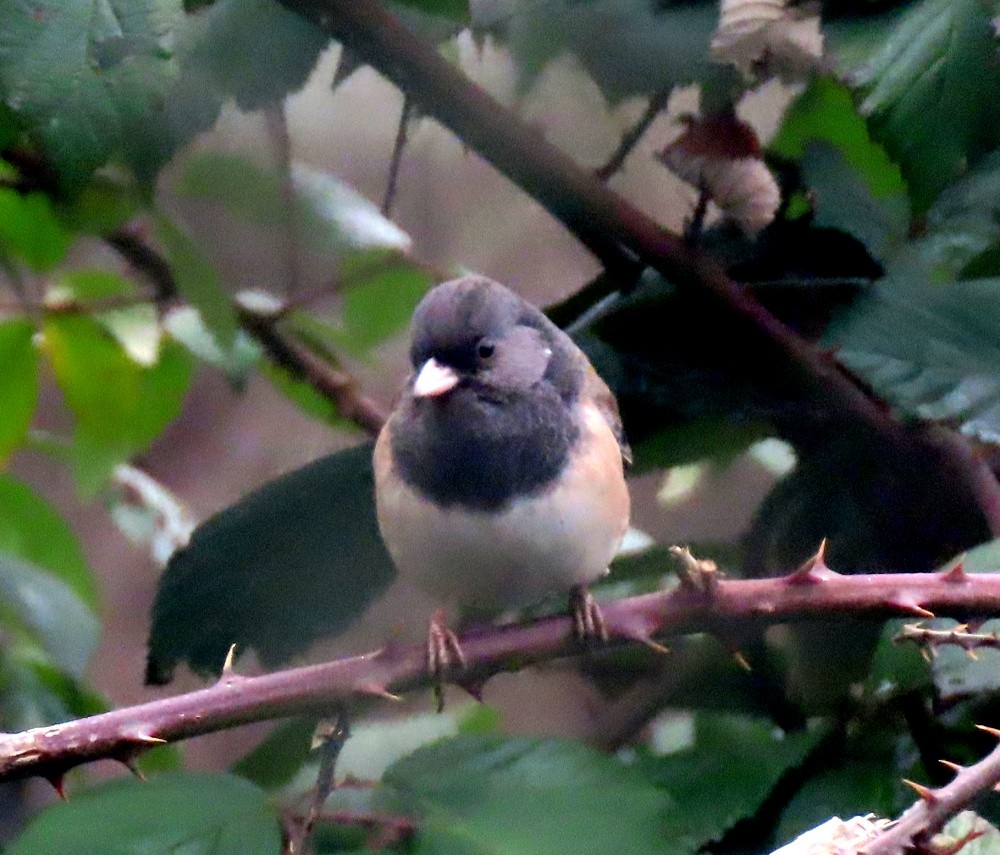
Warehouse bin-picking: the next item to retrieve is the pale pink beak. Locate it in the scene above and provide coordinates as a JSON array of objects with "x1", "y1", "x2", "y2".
[{"x1": 413, "y1": 358, "x2": 459, "y2": 398}]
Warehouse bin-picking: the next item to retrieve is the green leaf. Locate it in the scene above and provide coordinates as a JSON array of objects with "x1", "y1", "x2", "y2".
[
  {"x1": 0, "y1": 474, "x2": 97, "y2": 608},
  {"x1": 0, "y1": 552, "x2": 99, "y2": 679},
  {"x1": 260, "y1": 361, "x2": 349, "y2": 427},
  {"x1": 146, "y1": 443, "x2": 395, "y2": 682},
  {"x1": 163, "y1": 304, "x2": 260, "y2": 385},
  {"x1": 475, "y1": 0, "x2": 723, "y2": 102},
  {"x1": 0, "y1": 189, "x2": 71, "y2": 271},
  {"x1": 770, "y1": 75, "x2": 906, "y2": 200},
  {"x1": 155, "y1": 212, "x2": 239, "y2": 348},
  {"x1": 7, "y1": 772, "x2": 282, "y2": 855},
  {"x1": 393, "y1": 0, "x2": 469, "y2": 21},
  {"x1": 937, "y1": 813, "x2": 1000, "y2": 855},
  {"x1": 175, "y1": 152, "x2": 413, "y2": 257},
  {"x1": 340, "y1": 264, "x2": 433, "y2": 355},
  {"x1": 0, "y1": 318, "x2": 38, "y2": 463},
  {"x1": 828, "y1": 268, "x2": 1000, "y2": 444},
  {"x1": 864, "y1": 619, "x2": 932, "y2": 700},
  {"x1": 233, "y1": 717, "x2": 318, "y2": 790},
  {"x1": 381, "y1": 734, "x2": 673, "y2": 855},
  {"x1": 132, "y1": 0, "x2": 329, "y2": 179},
  {"x1": 55, "y1": 172, "x2": 140, "y2": 235},
  {"x1": 53, "y1": 268, "x2": 162, "y2": 366},
  {"x1": 798, "y1": 142, "x2": 908, "y2": 263},
  {"x1": 0, "y1": 0, "x2": 182, "y2": 187},
  {"x1": 43, "y1": 314, "x2": 192, "y2": 494},
  {"x1": 0, "y1": 643, "x2": 107, "y2": 731},
  {"x1": 775, "y1": 759, "x2": 900, "y2": 845},
  {"x1": 853, "y1": 0, "x2": 1000, "y2": 213},
  {"x1": 637, "y1": 713, "x2": 823, "y2": 848},
  {"x1": 923, "y1": 541, "x2": 1000, "y2": 700}
]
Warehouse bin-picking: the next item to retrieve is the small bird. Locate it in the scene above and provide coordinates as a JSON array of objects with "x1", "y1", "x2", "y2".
[{"x1": 373, "y1": 275, "x2": 631, "y2": 681}]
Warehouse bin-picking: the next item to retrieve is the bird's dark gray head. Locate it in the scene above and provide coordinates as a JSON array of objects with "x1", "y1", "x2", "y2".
[
  {"x1": 409, "y1": 276, "x2": 579, "y2": 400},
  {"x1": 393, "y1": 276, "x2": 584, "y2": 509}
]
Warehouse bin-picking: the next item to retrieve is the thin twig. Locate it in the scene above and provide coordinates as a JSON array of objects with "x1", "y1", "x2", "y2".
[
  {"x1": 382, "y1": 96, "x2": 414, "y2": 217},
  {"x1": 106, "y1": 228, "x2": 387, "y2": 438},
  {"x1": 5, "y1": 563, "x2": 1000, "y2": 786},
  {"x1": 265, "y1": 106, "x2": 303, "y2": 298},
  {"x1": 595, "y1": 89, "x2": 670, "y2": 182},
  {"x1": 894, "y1": 623, "x2": 1000, "y2": 660}
]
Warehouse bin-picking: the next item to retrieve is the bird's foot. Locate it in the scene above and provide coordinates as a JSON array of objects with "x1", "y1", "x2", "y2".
[
  {"x1": 570, "y1": 585, "x2": 608, "y2": 645},
  {"x1": 427, "y1": 608, "x2": 466, "y2": 712}
]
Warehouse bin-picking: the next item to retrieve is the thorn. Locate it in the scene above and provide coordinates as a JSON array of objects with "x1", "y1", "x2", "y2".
[
  {"x1": 939, "y1": 562, "x2": 968, "y2": 584},
  {"x1": 356, "y1": 683, "x2": 403, "y2": 703},
  {"x1": 118, "y1": 756, "x2": 146, "y2": 781},
  {"x1": 888, "y1": 596, "x2": 936, "y2": 618},
  {"x1": 902, "y1": 778, "x2": 937, "y2": 803},
  {"x1": 128, "y1": 732, "x2": 167, "y2": 745},
  {"x1": 222, "y1": 644, "x2": 238, "y2": 676},
  {"x1": 457, "y1": 677, "x2": 487, "y2": 703},
  {"x1": 939, "y1": 759, "x2": 964, "y2": 774},
  {"x1": 732, "y1": 650, "x2": 752, "y2": 672},
  {"x1": 45, "y1": 773, "x2": 67, "y2": 800},
  {"x1": 966, "y1": 648, "x2": 980, "y2": 661},
  {"x1": 976, "y1": 724, "x2": 1000, "y2": 739},
  {"x1": 786, "y1": 540, "x2": 837, "y2": 585}
]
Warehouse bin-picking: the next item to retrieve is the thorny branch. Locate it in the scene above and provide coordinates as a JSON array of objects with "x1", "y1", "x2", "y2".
[
  {"x1": 862, "y1": 725, "x2": 1000, "y2": 855},
  {"x1": 895, "y1": 622, "x2": 1000, "y2": 660},
  {"x1": 5, "y1": 561, "x2": 1000, "y2": 790}
]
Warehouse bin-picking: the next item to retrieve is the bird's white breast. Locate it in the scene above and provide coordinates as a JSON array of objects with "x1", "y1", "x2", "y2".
[{"x1": 374, "y1": 403, "x2": 630, "y2": 610}]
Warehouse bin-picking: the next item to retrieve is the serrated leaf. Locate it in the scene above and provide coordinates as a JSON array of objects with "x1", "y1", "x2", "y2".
[
  {"x1": 7, "y1": 772, "x2": 282, "y2": 855},
  {"x1": 0, "y1": 474, "x2": 97, "y2": 608},
  {"x1": 0, "y1": 552, "x2": 99, "y2": 679},
  {"x1": 853, "y1": 0, "x2": 1000, "y2": 213},
  {"x1": 155, "y1": 212, "x2": 239, "y2": 348},
  {"x1": 0, "y1": 189, "x2": 71, "y2": 271},
  {"x1": 132, "y1": 0, "x2": 329, "y2": 179},
  {"x1": 146, "y1": 442, "x2": 395, "y2": 682},
  {"x1": 43, "y1": 315, "x2": 193, "y2": 494},
  {"x1": 798, "y1": 142, "x2": 908, "y2": 263},
  {"x1": 476, "y1": 0, "x2": 722, "y2": 101},
  {"x1": 637, "y1": 713, "x2": 822, "y2": 848},
  {"x1": 828, "y1": 269, "x2": 1000, "y2": 444},
  {"x1": 381, "y1": 734, "x2": 673, "y2": 855},
  {"x1": 0, "y1": 318, "x2": 38, "y2": 464},
  {"x1": 922, "y1": 540, "x2": 1000, "y2": 701},
  {"x1": 0, "y1": 0, "x2": 182, "y2": 187},
  {"x1": 770, "y1": 75, "x2": 905, "y2": 200}
]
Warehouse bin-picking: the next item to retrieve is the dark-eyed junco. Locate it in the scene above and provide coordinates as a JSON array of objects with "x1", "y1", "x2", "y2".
[{"x1": 373, "y1": 275, "x2": 631, "y2": 677}]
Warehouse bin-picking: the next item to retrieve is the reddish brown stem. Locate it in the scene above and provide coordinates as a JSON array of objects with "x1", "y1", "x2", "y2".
[
  {"x1": 3, "y1": 566, "x2": 1000, "y2": 785},
  {"x1": 863, "y1": 729, "x2": 1000, "y2": 854}
]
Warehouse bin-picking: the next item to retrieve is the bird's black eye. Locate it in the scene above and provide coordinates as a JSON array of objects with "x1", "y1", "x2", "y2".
[{"x1": 477, "y1": 341, "x2": 495, "y2": 360}]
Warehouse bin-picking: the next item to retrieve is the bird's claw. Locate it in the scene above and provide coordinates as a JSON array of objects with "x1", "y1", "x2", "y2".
[
  {"x1": 427, "y1": 608, "x2": 466, "y2": 712},
  {"x1": 570, "y1": 585, "x2": 608, "y2": 645}
]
